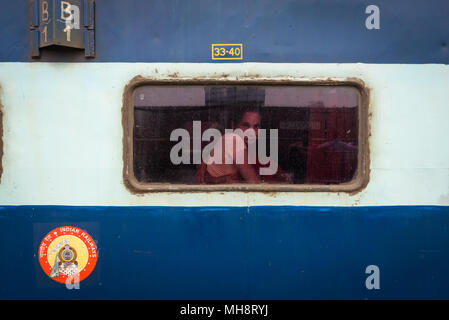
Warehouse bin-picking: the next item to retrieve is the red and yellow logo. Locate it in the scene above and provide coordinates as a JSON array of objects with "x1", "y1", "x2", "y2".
[{"x1": 38, "y1": 226, "x2": 97, "y2": 284}]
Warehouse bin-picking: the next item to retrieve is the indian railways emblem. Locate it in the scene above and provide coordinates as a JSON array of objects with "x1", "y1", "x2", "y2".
[{"x1": 38, "y1": 226, "x2": 97, "y2": 284}]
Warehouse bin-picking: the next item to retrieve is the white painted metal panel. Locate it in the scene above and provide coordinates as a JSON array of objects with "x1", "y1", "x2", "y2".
[{"x1": 0, "y1": 63, "x2": 448, "y2": 206}]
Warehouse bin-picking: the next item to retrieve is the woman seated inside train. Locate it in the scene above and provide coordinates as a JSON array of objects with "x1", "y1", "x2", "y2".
[{"x1": 196, "y1": 106, "x2": 292, "y2": 184}]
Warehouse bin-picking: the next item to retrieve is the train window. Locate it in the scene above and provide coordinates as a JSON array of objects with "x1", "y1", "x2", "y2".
[{"x1": 124, "y1": 80, "x2": 368, "y2": 192}]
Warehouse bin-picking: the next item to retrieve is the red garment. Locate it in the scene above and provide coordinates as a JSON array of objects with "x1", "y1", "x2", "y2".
[
  {"x1": 196, "y1": 163, "x2": 242, "y2": 184},
  {"x1": 195, "y1": 160, "x2": 291, "y2": 184}
]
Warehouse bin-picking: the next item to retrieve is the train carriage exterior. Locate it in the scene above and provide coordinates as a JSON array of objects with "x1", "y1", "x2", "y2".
[{"x1": 0, "y1": 0, "x2": 448, "y2": 300}]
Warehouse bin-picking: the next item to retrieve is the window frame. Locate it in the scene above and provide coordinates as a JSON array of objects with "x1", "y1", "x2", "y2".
[{"x1": 123, "y1": 76, "x2": 370, "y2": 193}]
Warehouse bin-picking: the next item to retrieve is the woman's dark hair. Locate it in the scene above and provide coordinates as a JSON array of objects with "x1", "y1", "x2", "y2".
[
  {"x1": 230, "y1": 104, "x2": 262, "y2": 125},
  {"x1": 205, "y1": 86, "x2": 265, "y2": 128}
]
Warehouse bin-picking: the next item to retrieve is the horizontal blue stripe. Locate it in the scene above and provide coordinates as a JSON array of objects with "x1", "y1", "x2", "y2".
[
  {"x1": 0, "y1": 0, "x2": 448, "y2": 63},
  {"x1": 0, "y1": 205, "x2": 448, "y2": 299}
]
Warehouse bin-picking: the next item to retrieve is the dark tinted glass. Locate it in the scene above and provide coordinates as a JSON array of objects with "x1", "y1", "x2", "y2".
[{"x1": 133, "y1": 86, "x2": 358, "y2": 185}]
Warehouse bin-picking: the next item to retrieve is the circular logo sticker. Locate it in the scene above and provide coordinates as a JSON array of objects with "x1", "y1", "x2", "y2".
[{"x1": 38, "y1": 226, "x2": 97, "y2": 284}]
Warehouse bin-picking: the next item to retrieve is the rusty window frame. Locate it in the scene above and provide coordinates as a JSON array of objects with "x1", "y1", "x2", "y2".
[{"x1": 122, "y1": 76, "x2": 369, "y2": 193}]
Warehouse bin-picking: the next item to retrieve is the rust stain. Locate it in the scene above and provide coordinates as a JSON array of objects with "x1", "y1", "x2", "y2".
[{"x1": 352, "y1": 196, "x2": 362, "y2": 206}]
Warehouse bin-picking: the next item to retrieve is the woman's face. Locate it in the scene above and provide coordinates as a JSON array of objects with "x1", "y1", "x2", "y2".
[{"x1": 235, "y1": 111, "x2": 261, "y2": 139}]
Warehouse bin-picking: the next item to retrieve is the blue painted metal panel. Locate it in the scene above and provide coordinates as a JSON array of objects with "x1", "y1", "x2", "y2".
[
  {"x1": 1, "y1": 206, "x2": 448, "y2": 299},
  {"x1": 0, "y1": 0, "x2": 448, "y2": 62}
]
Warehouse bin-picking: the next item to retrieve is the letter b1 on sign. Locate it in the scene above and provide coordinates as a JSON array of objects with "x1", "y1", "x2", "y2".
[
  {"x1": 38, "y1": 0, "x2": 84, "y2": 48},
  {"x1": 30, "y1": 0, "x2": 95, "y2": 57}
]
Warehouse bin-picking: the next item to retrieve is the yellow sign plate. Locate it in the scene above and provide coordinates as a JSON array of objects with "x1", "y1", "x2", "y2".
[{"x1": 212, "y1": 44, "x2": 243, "y2": 60}]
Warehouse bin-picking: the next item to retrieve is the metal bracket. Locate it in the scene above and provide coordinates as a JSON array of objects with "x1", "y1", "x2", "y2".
[
  {"x1": 83, "y1": 0, "x2": 95, "y2": 58},
  {"x1": 29, "y1": 0, "x2": 95, "y2": 58}
]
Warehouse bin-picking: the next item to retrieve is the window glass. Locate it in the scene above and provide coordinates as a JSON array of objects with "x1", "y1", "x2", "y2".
[{"x1": 133, "y1": 85, "x2": 359, "y2": 185}]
